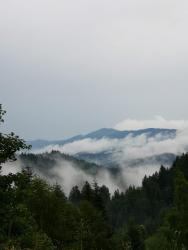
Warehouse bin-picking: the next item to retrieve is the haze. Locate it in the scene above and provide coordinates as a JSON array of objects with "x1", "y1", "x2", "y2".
[{"x1": 1, "y1": 0, "x2": 188, "y2": 139}]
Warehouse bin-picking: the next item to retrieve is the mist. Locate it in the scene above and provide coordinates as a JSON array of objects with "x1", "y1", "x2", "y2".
[
  {"x1": 46, "y1": 160, "x2": 124, "y2": 194},
  {"x1": 2, "y1": 118, "x2": 188, "y2": 194},
  {"x1": 36, "y1": 127, "x2": 188, "y2": 162},
  {"x1": 1, "y1": 160, "x2": 22, "y2": 175},
  {"x1": 1, "y1": 157, "x2": 125, "y2": 195},
  {"x1": 26, "y1": 126, "x2": 188, "y2": 193}
]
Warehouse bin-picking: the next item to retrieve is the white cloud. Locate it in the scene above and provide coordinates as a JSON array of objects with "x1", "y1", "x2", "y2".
[
  {"x1": 37, "y1": 127, "x2": 188, "y2": 161},
  {"x1": 1, "y1": 160, "x2": 22, "y2": 175},
  {"x1": 115, "y1": 116, "x2": 188, "y2": 131},
  {"x1": 34, "y1": 138, "x2": 116, "y2": 155},
  {"x1": 24, "y1": 159, "x2": 123, "y2": 195},
  {"x1": 3, "y1": 119, "x2": 188, "y2": 194},
  {"x1": 121, "y1": 165, "x2": 160, "y2": 187},
  {"x1": 32, "y1": 125, "x2": 188, "y2": 191}
]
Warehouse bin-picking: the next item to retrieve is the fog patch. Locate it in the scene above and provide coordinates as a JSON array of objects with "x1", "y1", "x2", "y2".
[
  {"x1": 37, "y1": 138, "x2": 115, "y2": 155},
  {"x1": 27, "y1": 159, "x2": 124, "y2": 195},
  {"x1": 121, "y1": 164, "x2": 162, "y2": 187},
  {"x1": 1, "y1": 160, "x2": 22, "y2": 175}
]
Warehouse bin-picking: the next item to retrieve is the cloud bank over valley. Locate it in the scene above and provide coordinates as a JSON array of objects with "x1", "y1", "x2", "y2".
[{"x1": 2, "y1": 118, "x2": 188, "y2": 194}]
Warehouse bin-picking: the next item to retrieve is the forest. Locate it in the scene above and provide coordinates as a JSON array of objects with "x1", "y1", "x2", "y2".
[{"x1": 1, "y1": 105, "x2": 188, "y2": 250}]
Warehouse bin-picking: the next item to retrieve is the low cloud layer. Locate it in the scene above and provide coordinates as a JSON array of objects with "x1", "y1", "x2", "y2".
[
  {"x1": 38, "y1": 128, "x2": 188, "y2": 162},
  {"x1": 2, "y1": 121, "x2": 188, "y2": 194},
  {"x1": 47, "y1": 160, "x2": 124, "y2": 194},
  {"x1": 43, "y1": 138, "x2": 115, "y2": 155},
  {"x1": 2, "y1": 158, "x2": 124, "y2": 195},
  {"x1": 21, "y1": 126, "x2": 187, "y2": 193},
  {"x1": 115, "y1": 116, "x2": 188, "y2": 131}
]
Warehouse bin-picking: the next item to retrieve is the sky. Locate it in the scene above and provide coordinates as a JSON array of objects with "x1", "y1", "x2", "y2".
[{"x1": 1, "y1": 0, "x2": 188, "y2": 140}]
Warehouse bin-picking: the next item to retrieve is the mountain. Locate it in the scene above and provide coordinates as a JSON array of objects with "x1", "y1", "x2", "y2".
[
  {"x1": 28, "y1": 128, "x2": 176, "y2": 149},
  {"x1": 26, "y1": 127, "x2": 179, "y2": 171},
  {"x1": 84, "y1": 128, "x2": 176, "y2": 139}
]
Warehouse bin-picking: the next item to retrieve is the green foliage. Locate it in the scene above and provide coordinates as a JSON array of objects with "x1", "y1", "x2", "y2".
[
  {"x1": 0, "y1": 105, "x2": 30, "y2": 168},
  {"x1": 112, "y1": 226, "x2": 132, "y2": 250},
  {"x1": 77, "y1": 200, "x2": 111, "y2": 250},
  {"x1": 1, "y1": 155, "x2": 188, "y2": 250},
  {"x1": 69, "y1": 185, "x2": 81, "y2": 204}
]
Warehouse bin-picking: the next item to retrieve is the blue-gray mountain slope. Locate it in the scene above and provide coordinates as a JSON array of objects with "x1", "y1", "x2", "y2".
[{"x1": 29, "y1": 128, "x2": 176, "y2": 150}]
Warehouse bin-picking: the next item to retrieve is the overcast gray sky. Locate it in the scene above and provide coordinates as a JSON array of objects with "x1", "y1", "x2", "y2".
[{"x1": 1, "y1": 0, "x2": 188, "y2": 140}]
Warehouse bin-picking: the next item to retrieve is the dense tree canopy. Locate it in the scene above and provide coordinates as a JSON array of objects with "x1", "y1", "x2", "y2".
[{"x1": 0, "y1": 104, "x2": 30, "y2": 167}]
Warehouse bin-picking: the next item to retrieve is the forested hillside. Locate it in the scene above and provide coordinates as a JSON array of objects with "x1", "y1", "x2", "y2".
[
  {"x1": 19, "y1": 151, "x2": 117, "y2": 177},
  {"x1": 17, "y1": 152, "x2": 123, "y2": 194},
  {"x1": 1, "y1": 153, "x2": 188, "y2": 249}
]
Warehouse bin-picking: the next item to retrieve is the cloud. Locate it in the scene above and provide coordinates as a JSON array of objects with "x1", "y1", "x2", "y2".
[
  {"x1": 31, "y1": 126, "x2": 188, "y2": 192},
  {"x1": 113, "y1": 130, "x2": 188, "y2": 165},
  {"x1": 115, "y1": 116, "x2": 188, "y2": 131},
  {"x1": 1, "y1": 0, "x2": 188, "y2": 140},
  {"x1": 36, "y1": 127, "x2": 188, "y2": 161},
  {"x1": 3, "y1": 121, "x2": 188, "y2": 194},
  {"x1": 121, "y1": 165, "x2": 160, "y2": 187},
  {"x1": 1, "y1": 160, "x2": 22, "y2": 175},
  {"x1": 42, "y1": 138, "x2": 115, "y2": 155},
  {"x1": 1, "y1": 156, "x2": 124, "y2": 195},
  {"x1": 47, "y1": 160, "x2": 124, "y2": 195},
  {"x1": 0, "y1": 155, "x2": 164, "y2": 195}
]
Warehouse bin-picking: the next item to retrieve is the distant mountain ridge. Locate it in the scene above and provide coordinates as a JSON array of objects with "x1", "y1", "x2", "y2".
[{"x1": 28, "y1": 128, "x2": 176, "y2": 149}]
